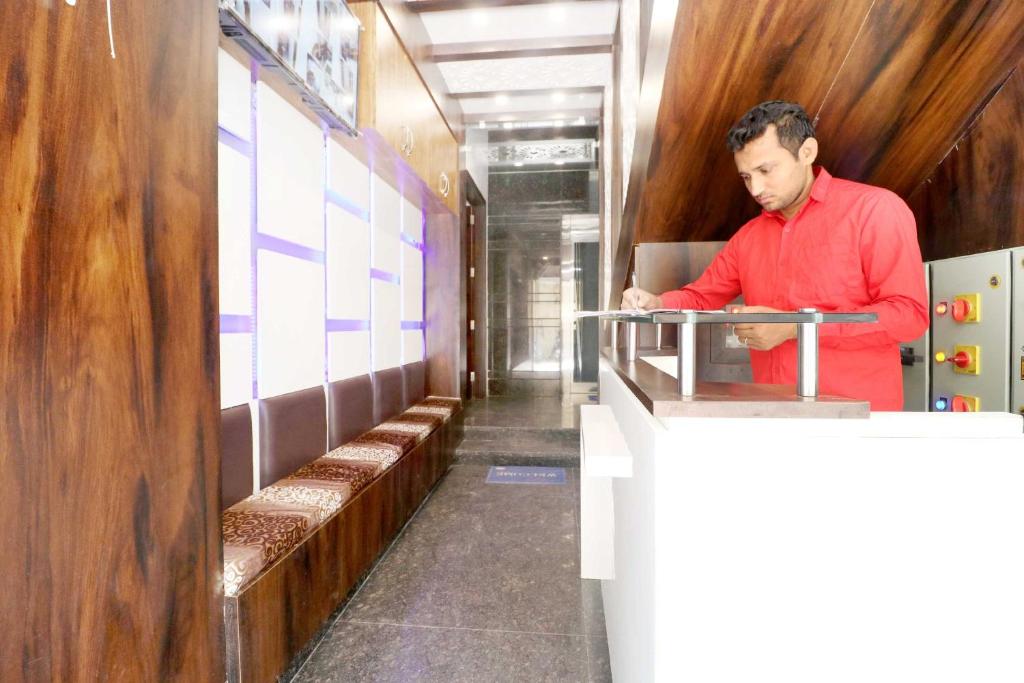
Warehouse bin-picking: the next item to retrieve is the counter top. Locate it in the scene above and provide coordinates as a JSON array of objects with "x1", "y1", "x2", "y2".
[{"x1": 603, "y1": 347, "x2": 869, "y2": 419}]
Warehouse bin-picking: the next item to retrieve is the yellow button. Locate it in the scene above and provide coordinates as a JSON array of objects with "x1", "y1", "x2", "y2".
[{"x1": 934, "y1": 351, "x2": 947, "y2": 363}]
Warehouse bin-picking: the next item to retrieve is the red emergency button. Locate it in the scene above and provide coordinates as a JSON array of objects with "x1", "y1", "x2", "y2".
[{"x1": 951, "y1": 298, "x2": 972, "y2": 322}]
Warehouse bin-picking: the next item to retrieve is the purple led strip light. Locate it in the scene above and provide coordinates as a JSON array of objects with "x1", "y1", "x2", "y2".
[
  {"x1": 325, "y1": 187, "x2": 369, "y2": 222},
  {"x1": 328, "y1": 319, "x2": 371, "y2": 332},
  {"x1": 218, "y1": 126, "x2": 251, "y2": 156},
  {"x1": 255, "y1": 233, "x2": 326, "y2": 264},
  {"x1": 221, "y1": 313, "x2": 254, "y2": 334},
  {"x1": 249, "y1": 59, "x2": 260, "y2": 399},
  {"x1": 401, "y1": 321, "x2": 425, "y2": 331},
  {"x1": 323, "y1": 125, "x2": 330, "y2": 383},
  {"x1": 399, "y1": 232, "x2": 424, "y2": 251},
  {"x1": 370, "y1": 268, "x2": 400, "y2": 285}
]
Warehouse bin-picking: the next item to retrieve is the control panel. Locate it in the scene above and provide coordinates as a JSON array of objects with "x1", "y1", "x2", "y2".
[
  {"x1": 929, "y1": 250, "x2": 1011, "y2": 412},
  {"x1": 1010, "y1": 249, "x2": 1024, "y2": 415}
]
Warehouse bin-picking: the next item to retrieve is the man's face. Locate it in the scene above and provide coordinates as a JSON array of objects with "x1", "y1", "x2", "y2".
[{"x1": 734, "y1": 125, "x2": 814, "y2": 214}]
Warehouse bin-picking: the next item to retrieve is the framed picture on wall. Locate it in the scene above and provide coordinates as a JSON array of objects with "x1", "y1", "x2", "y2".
[{"x1": 220, "y1": 0, "x2": 360, "y2": 134}]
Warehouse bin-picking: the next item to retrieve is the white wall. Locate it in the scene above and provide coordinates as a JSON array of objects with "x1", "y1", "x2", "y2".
[{"x1": 217, "y1": 47, "x2": 426, "y2": 410}]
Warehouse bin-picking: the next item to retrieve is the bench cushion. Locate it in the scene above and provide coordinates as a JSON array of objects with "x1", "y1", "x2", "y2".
[
  {"x1": 361, "y1": 425, "x2": 419, "y2": 454},
  {"x1": 223, "y1": 508, "x2": 312, "y2": 596},
  {"x1": 325, "y1": 438, "x2": 404, "y2": 469},
  {"x1": 328, "y1": 374, "x2": 374, "y2": 450},
  {"x1": 405, "y1": 396, "x2": 463, "y2": 422},
  {"x1": 290, "y1": 458, "x2": 380, "y2": 493}
]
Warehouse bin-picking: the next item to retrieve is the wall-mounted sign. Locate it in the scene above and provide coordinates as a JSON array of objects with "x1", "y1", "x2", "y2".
[{"x1": 220, "y1": 0, "x2": 360, "y2": 134}]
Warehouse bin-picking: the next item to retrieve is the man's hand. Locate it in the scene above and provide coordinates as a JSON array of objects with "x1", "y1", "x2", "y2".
[
  {"x1": 621, "y1": 287, "x2": 663, "y2": 310},
  {"x1": 731, "y1": 305, "x2": 796, "y2": 351}
]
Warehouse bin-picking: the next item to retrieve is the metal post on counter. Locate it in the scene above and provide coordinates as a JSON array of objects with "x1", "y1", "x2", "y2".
[
  {"x1": 627, "y1": 322, "x2": 639, "y2": 360},
  {"x1": 677, "y1": 313, "x2": 696, "y2": 396},
  {"x1": 796, "y1": 308, "x2": 818, "y2": 397},
  {"x1": 609, "y1": 320, "x2": 618, "y2": 351}
]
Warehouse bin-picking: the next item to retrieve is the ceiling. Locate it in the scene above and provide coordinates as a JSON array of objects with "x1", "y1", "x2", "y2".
[{"x1": 404, "y1": 0, "x2": 618, "y2": 127}]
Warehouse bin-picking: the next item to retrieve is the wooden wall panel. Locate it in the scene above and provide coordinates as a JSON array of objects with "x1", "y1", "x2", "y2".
[
  {"x1": 614, "y1": 0, "x2": 1024, "y2": 296},
  {"x1": 425, "y1": 209, "x2": 462, "y2": 397},
  {"x1": 633, "y1": 0, "x2": 875, "y2": 244},
  {"x1": 816, "y1": 0, "x2": 1024, "y2": 197},
  {"x1": 0, "y1": 2, "x2": 222, "y2": 681},
  {"x1": 908, "y1": 65, "x2": 1024, "y2": 261}
]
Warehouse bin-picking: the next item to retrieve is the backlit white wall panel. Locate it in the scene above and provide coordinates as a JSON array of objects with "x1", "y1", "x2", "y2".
[
  {"x1": 219, "y1": 143, "x2": 252, "y2": 314},
  {"x1": 373, "y1": 280, "x2": 401, "y2": 370},
  {"x1": 257, "y1": 84, "x2": 325, "y2": 249},
  {"x1": 328, "y1": 139, "x2": 369, "y2": 211},
  {"x1": 402, "y1": 243, "x2": 423, "y2": 321},
  {"x1": 220, "y1": 334, "x2": 253, "y2": 408},
  {"x1": 258, "y1": 251, "x2": 325, "y2": 398},
  {"x1": 403, "y1": 330, "x2": 424, "y2": 363},
  {"x1": 327, "y1": 205, "x2": 370, "y2": 320},
  {"x1": 329, "y1": 331, "x2": 371, "y2": 381},
  {"x1": 402, "y1": 195, "x2": 423, "y2": 242},
  {"x1": 372, "y1": 177, "x2": 401, "y2": 275},
  {"x1": 218, "y1": 49, "x2": 251, "y2": 139}
]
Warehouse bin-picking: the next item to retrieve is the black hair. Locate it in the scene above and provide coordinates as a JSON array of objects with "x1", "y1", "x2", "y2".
[{"x1": 726, "y1": 100, "x2": 815, "y2": 157}]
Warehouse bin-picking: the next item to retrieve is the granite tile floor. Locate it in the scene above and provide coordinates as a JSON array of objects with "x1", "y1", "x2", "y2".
[{"x1": 291, "y1": 463, "x2": 610, "y2": 683}]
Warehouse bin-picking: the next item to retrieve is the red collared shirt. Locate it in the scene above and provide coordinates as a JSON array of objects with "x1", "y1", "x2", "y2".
[{"x1": 660, "y1": 167, "x2": 929, "y2": 410}]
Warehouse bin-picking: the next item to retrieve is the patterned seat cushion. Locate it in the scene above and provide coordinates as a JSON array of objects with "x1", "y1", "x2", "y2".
[
  {"x1": 249, "y1": 481, "x2": 348, "y2": 525},
  {"x1": 405, "y1": 404, "x2": 454, "y2": 421},
  {"x1": 222, "y1": 508, "x2": 311, "y2": 596},
  {"x1": 424, "y1": 396, "x2": 462, "y2": 411},
  {"x1": 375, "y1": 420, "x2": 433, "y2": 444},
  {"x1": 360, "y1": 427, "x2": 420, "y2": 454},
  {"x1": 290, "y1": 458, "x2": 380, "y2": 496},
  {"x1": 406, "y1": 396, "x2": 462, "y2": 422},
  {"x1": 394, "y1": 411, "x2": 444, "y2": 431},
  {"x1": 326, "y1": 439, "x2": 403, "y2": 470}
]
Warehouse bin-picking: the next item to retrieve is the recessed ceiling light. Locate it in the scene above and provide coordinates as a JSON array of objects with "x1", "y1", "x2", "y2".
[
  {"x1": 502, "y1": 122, "x2": 514, "y2": 129},
  {"x1": 495, "y1": 93, "x2": 509, "y2": 105},
  {"x1": 514, "y1": 162, "x2": 524, "y2": 167},
  {"x1": 478, "y1": 121, "x2": 487, "y2": 129},
  {"x1": 553, "y1": 120, "x2": 564, "y2": 127},
  {"x1": 551, "y1": 91, "x2": 566, "y2": 103},
  {"x1": 554, "y1": 160, "x2": 565, "y2": 166},
  {"x1": 575, "y1": 116, "x2": 586, "y2": 125}
]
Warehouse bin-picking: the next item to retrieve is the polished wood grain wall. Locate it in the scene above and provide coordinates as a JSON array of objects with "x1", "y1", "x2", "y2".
[
  {"x1": 425, "y1": 208, "x2": 462, "y2": 397},
  {"x1": 0, "y1": 2, "x2": 222, "y2": 681},
  {"x1": 908, "y1": 64, "x2": 1024, "y2": 261},
  {"x1": 614, "y1": 0, "x2": 1024, "y2": 294}
]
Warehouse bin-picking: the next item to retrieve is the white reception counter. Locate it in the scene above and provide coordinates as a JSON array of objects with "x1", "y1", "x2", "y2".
[{"x1": 582, "y1": 351, "x2": 1024, "y2": 682}]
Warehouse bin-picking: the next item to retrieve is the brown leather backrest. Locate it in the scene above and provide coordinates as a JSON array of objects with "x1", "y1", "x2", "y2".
[
  {"x1": 373, "y1": 367, "x2": 405, "y2": 424},
  {"x1": 221, "y1": 403, "x2": 254, "y2": 511},
  {"x1": 402, "y1": 361, "x2": 426, "y2": 407},
  {"x1": 328, "y1": 374, "x2": 374, "y2": 450},
  {"x1": 258, "y1": 386, "x2": 327, "y2": 489}
]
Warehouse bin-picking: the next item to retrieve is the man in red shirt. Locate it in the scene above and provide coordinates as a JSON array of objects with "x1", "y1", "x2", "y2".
[{"x1": 621, "y1": 100, "x2": 928, "y2": 410}]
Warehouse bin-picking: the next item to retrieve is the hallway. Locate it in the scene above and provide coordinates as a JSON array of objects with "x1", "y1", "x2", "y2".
[{"x1": 292, "y1": 400, "x2": 609, "y2": 682}]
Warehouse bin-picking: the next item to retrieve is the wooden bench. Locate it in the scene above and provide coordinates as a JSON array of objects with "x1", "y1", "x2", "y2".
[{"x1": 220, "y1": 361, "x2": 462, "y2": 683}]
